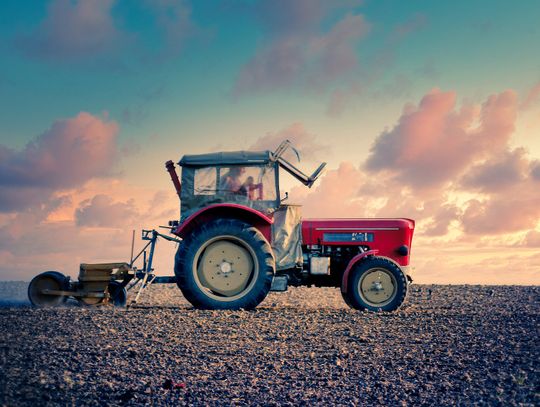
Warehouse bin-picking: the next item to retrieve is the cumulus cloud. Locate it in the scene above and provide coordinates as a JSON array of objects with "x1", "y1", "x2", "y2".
[
  {"x1": 75, "y1": 194, "x2": 139, "y2": 227},
  {"x1": 16, "y1": 0, "x2": 123, "y2": 60},
  {"x1": 249, "y1": 123, "x2": 328, "y2": 162},
  {"x1": 142, "y1": 0, "x2": 198, "y2": 59},
  {"x1": 423, "y1": 204, "x2": 461, "y2": 236},
  {"x1": 531, "y1": 161, "x2": 540, "y2": 181},
  {"x1": 521, "y1": 230, "x2": 540, "y2": 247},
  {"x1": 461, "y1": 148, "x2": 529, "y2": 193},
  {"x1": 461, "y1": 194, "x2": 540, "y2": 235},
  {"x1": 289, "y1": 162, "x2": 366, "y2": 218},
  {"x1": 295, "y1": 88, "x2": 539, "y2": 244},
  {"x1": 233, "y1": 1, "x2": 370, "y2": 96},
  {"x1": 365, "y1": 89, "x2": 517, "y2": 189},
  {"x1": 0, "y1": 112, "x2": 119, "y2": 212},
  {"x1": 326, "y1": 82, "x2": 363, "y2": 117},
  {"x1": 0, "y1": 184, "x2": 179, "y2": 280}
]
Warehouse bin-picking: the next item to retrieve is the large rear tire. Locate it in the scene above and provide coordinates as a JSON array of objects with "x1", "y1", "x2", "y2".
[
  {"x1": 342, "y1": 257, "x2": 407, "y2": 312},
  {"x1": 28, "y1": 271, "x2": 70, "y2": 307},
  {"x1": 175, "y1": 219, "x2": 274, "y2": 310}
]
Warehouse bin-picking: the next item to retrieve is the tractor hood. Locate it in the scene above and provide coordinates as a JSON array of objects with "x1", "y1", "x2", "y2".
[{"x1": 179, "y1": 150, "x2": 272, "y2": 167}]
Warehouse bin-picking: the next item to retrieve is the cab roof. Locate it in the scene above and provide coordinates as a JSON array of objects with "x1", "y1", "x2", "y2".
[{"x1": 179, "y1": 150, "x2": 272, "y2": 167}]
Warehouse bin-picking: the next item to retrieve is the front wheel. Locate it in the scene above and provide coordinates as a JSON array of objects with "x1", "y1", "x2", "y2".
[
  {"x1": 342, "y1": 257, "x2": 407, "y2": 312},
  {"x1": 175, "y1": 219, "x2": 275, "y2": 310}
]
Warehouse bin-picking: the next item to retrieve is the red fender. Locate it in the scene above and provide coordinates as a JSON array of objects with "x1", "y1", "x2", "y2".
[
  {"x1": 173, "y1": 203, "x2": 274, "y2": 242},
  {"x1": 340, "y1": 250, "x2": 379, "y2": 294}
]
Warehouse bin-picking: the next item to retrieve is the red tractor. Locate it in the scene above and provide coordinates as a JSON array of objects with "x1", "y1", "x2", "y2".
[{"x1": 166, "y1": 141, "x2": 415, "y2": 311}]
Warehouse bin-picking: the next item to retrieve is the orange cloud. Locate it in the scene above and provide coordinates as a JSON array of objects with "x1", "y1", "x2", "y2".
[
  {"x1": 317, "y1": 89, "x2": 538, "y2": 240},
  {"x1": 0, "y1": 112, "x2": 119, "y2": 212},
  {"x1": 365, "y1": 89, "x2": 517, "y2": 189}
]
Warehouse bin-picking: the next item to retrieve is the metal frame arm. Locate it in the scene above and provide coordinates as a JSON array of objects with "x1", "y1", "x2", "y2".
[
  {"x1": 276, "y1": 157, "x2": 327, "y2": 188},
  {"x1": 271, "y1": 139, "x2": 326, "y2": 188}
]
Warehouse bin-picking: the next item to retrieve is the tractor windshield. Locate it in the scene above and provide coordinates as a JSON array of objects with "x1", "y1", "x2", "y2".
[{"x1": 181, "y1": 163, "x2": 279, "y2": 218}]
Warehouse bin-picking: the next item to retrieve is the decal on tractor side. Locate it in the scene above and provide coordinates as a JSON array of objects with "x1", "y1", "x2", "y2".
[{"x1": 323, "y1": 232, "x2": 374, "y2": 243}]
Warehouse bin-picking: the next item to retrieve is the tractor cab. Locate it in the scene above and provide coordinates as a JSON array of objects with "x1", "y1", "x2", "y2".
[
  {"x1": 168, "y1": 140, "x2": 327, "y2": 220},
  {"x1": 178, "y1": 150, "x2": 281, "y2": 220}
]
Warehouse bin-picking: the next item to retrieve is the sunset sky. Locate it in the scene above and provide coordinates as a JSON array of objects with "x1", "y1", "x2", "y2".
[{"x1": 1, "y1": 0, "x2": 539, "y2": 284}]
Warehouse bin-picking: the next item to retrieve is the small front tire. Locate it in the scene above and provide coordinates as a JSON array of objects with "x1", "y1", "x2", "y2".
[{"x1": 343, "y1": 257, "x2": 407, "y2": 312}]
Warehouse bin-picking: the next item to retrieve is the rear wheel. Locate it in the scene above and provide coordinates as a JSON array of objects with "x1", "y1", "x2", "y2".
[
  {"x1": 343, "y1": 257, "x2": 407, "y2": 312},
  {"x1": 28, "y1": 271, "x2": 69, "y2": 307},
  {"x1": 175, "y1": 219, "x2": 274, "y2": 310}
]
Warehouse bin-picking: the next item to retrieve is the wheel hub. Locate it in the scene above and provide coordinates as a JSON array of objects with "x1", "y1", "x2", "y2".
[
  {"x1": 359, "y1": 269, "x2": 396, "y2": 305},
  {"x1": 197, "y1": 240, "x2": 254, "y2": 297},
  {"x1": 219, "y1": 261, "x2": 232, "y2": 274},
  {"x1": 372, "y1": 281, "x2": 383, "y2": 292}
]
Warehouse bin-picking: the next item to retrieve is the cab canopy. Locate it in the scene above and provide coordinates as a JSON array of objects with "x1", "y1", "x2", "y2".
[
  {"x1": 178, "y1": 150, "x2": 280, "y2": 218},
  {"x1": 179, "y1": 151, "x2": 272, "y2": 167}
]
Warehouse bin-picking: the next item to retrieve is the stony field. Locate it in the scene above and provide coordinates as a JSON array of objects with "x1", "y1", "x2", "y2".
[{"x1": 0, "y1": 282, "x2": 538, "y2": 406}]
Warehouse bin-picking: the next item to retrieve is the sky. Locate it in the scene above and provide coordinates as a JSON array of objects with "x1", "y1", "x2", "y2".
[{"x1": 1, "y1": 0, "x2": 539, "y2": 284}]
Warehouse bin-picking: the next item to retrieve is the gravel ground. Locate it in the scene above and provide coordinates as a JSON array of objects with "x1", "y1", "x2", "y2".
[{"x1": 0, "y1": 282, "x2": 538, "y2": 406}]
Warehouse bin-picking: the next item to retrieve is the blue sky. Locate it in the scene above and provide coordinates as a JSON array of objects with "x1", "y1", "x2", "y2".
[{"x1": 2, "y1": 0, "x2": 538, "y2": 151}]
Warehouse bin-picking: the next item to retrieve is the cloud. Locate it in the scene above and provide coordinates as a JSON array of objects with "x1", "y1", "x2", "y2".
[
  {"x1": 252, "y1": 0, "x2": 360, "y2": 36},
  {"x1": 233, "y1": 2, "x2": 370, "y2": 96},
  {"x1": 310, "y1": 13, "x2": 371, "y2": 81},
  {"x1": 461, "y1": 147, "x2": 529, "y2": 193},
  {"x1": 521, "y1": 230, "x2": 540, "y2": 247},
  {"x1": 326, "y1": 82, "x2": 363, "y2": 117},
  {"x1": 520, "y1": 81, "x2": 540, "y2": 110},
  {"x1": 295, "y1": 87, "x2": 539, "y2": 243},
  {"x1": 389, "y1": 13, "x2": 428, "y2": 42},
  {"x1": 532, "y1": 161, "x2": 540, "y2": 181},
  {"x1": 423, "y1": 204, "x2": 461, "y2": 236},
  {"x1": 0, "y1": 112, "x2": 119, "y2": 212},
  {"x1": 461, "y1": 194, "x2": 540, "y2": 235},
  {"x1": 289, "y1": 162, "x2": 366, "y2": 218},
  {"x1": 365, "y1": 89, "x2": 517, "y2": 189},
  {"x1": 142, "y1": 0, "x2": 199, "y2": 59},
  {"x1": 249, "y1": 123, "x2": 328, "y2": 162},
  {"x1": 0, "y1": 183, "x2": 179, "y2": 281},
  {"x1": 75, "y1": 194, "x2": 139, "y2": 227},
  {"x1": 16, "y1": 0, "x2": 123, "y2": 61}
]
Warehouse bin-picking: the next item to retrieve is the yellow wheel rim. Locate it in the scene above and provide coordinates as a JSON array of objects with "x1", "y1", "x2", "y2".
[
  {"x1": 193, "y1": 236, "x2": 258, "y2": 300},
  {"x1": 358, "y1": 268, "x2": 397, "y2": 306}
]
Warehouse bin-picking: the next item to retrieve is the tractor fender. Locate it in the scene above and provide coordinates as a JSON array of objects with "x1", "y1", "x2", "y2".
[
  {"x1": 340, "y1": 250, "x2": 379, "y2": 294},
  {"x1": 174, "y1": 203, "x2": 274, "y2": 242}
]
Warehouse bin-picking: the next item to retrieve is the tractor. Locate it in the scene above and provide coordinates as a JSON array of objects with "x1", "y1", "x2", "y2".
[{"x1": 166, "y1": 141, "x2": 415, "y2": 311}]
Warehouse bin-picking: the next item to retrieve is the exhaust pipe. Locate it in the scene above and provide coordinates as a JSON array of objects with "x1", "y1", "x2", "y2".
[{"x1": 165, "y1": 160, "x2": 182, "y2": 199}]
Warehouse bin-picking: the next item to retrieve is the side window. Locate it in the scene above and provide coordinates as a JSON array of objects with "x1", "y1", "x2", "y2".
[
  {"x1": 218, "y1": 166, "x2": 277, "y2": 201},
  {"x1": 194, "y1": 167, "x2": 217, "y2": 195}
]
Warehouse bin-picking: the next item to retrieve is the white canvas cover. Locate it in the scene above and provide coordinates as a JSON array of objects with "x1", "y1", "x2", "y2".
[{"x1": 271, "y1": 205, "x2": 303, "y2": 270}]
